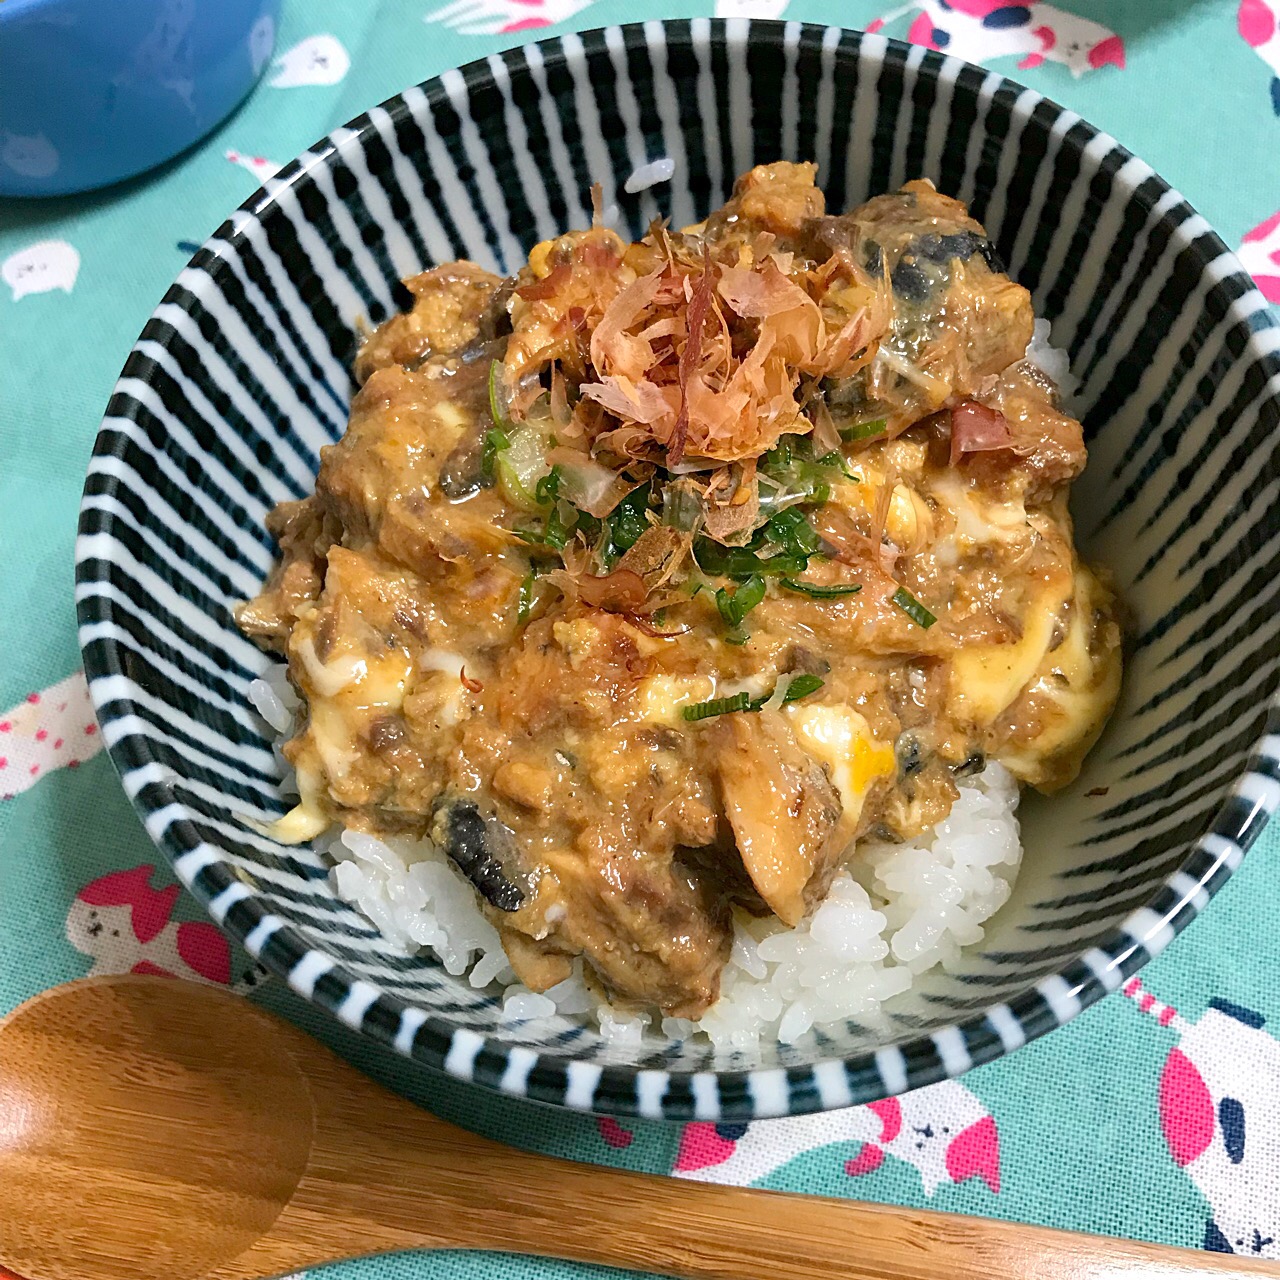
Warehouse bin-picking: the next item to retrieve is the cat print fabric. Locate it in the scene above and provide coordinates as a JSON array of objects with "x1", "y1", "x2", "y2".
[
  {"x1": 1125, "y1": 980, "x2": 1280, "y2": 1260},
  {"x1": 270, "y1": 35, "x2": 352, "y2": 87},
  {"x1": 867, "y1": 2, "x2": 1124, "y2": 75},
  {"x1": 1240, "y1": 208, "x2": 1280, "y2": 302},
  {"x1": 673, "y1": 1080, "x2": 1000, "y2": 1197},
  {"x1": 2, "y1": 240, "x2": 80, "y2": 302},
  {"x1": 1239, "y1": 0, "x2": 1280, "y2": 112},
  {"x1": 66, "y1": 865, "x2": 233, "y2": 985},
  {"x1": 3, "y1": 6, "x2": 1280, "y2": 1280}
]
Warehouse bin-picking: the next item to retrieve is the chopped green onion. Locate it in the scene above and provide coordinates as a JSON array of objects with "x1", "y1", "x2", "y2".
[
  {"x1": 600, "y1": 483, "x2": 650, "y2": 566},
  {"x1": 715, "y1": 574, "x2": 766, "y2": 629},
  {"x1": 816, "y1": 450, "x2": 858, "y2": 481},
  {"x1": 779, "y1": 578, "x2": 862, "y2": 599},
  {"x1": 488, "y1": 359, "x2": 512, "y2": 431},
  {"x1": 513, "y1": 520, "x2": 567, "y2": 552},
  {"x1": 517, "y1": 565, "x2": 539, "y2": 624},
  {"x1": 543, "y1": 507, "x2": 572, "y2": 551},
  {"x1": 765, "y1": 508, "x2": 821, "y2": 558},
  {"x1": 682, "y1": 674, "x2": 826, "y2": 722},
  {"x1": 892, "y1": 586, "x2": 937, "y2": 629},
  {"x1": 761, "y1": 437, "x2": 796, "y2": 474},
  {"x1": 694, "y1": 539, "x2": 810, "y2": 580},
  {"x1": 840, "y1": 417, "x2": 888, "y2": 442},
  {"x1": 662, "y1": 482, "x2": 704, "y2": 531},
  {"x1": 482, "y1": 426, "x2": 510, "y2": 481},
  {"x1": 682, "y1": 692, "x2": 752, "y2": 722},
  {"x1": 759, "y1": 436, "x2": 846, "y2": 507},
  {"x1": 575, "y1": 511, "x2": 602, "y2": 544},
  {"x1": 723, "y1": 629, "x2": 749, "y2": 646},
  {"x1": 768, "y1": 673, "x2": 825, "y2": 705},
  {"x1": 496, "y1": 425, "x2": 552, "y2": 510},
  {"x1": 535, "y1": 465, "x2": 562, "y2": 507}
]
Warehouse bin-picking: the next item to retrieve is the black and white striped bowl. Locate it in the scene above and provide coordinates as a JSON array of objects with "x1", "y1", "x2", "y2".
[{"x1": 76, "y1": 20, "x2": 1280, "y2": 1121}]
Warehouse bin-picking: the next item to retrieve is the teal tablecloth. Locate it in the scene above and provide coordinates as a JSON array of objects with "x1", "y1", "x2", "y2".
[{"x1": 4, "y1": 1, "x2": 1280, "y2": 1274}]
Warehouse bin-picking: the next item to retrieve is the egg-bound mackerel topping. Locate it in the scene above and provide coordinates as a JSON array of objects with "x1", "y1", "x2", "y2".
[{"x1": 237, "y1": 164, "x2": 1121, "y2": 1018}]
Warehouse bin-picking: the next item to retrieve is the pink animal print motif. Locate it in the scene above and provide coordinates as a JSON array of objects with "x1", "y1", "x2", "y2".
[
  {"x1": 1125, "y1": 978, "x2": 1280, "y2": 1259},
  {"x1": 0, "y1": 672, "x2": 103, "y2": 800},
  {"x1": 867, "y1": 2, "x2": 1124, "y2": 77},
  {"x1": 673, "y1": 1079, "x2": 1000, "y2": 1197},
  {"x1": 1239, "y1": 0, "x2": 1280, "y2": 113},
  {"x1": 1239, "y1": 208, "x2": 1280, "y2": 304},
  {"x1": 424, "y1": 0, "x2": 594, "y2": 36},
  {"x1": 66, "y1": 865, "x2": 232, "y2": 986}
]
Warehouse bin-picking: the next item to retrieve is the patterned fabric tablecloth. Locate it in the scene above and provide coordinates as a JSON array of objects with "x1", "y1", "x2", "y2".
[{"x1": 3, "y1": 0, "x2": 1280, "y2": 1274}]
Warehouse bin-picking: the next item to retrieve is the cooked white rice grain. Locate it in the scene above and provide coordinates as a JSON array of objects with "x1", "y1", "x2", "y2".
[
  {"x1": 1027, "y1": 317, "x2": 1079, "y2": 398},
  {"x1": 625, "y1": 157, "x2": 676, "y2": 193},
  {"x1": 248, "y1": 676, "x2": 295, "y2": 734}
]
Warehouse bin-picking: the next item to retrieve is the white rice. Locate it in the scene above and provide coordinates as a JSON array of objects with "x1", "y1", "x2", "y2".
[
  {"x1": 1027, "y1": 317, "x2": 1078, "y2": 398},
  {"x1": 624, "y1": 157, "x2": 676, "y2": 194},
  {"x1": 316, "y1": 751, "x2": 1020, "y2": 1053}
]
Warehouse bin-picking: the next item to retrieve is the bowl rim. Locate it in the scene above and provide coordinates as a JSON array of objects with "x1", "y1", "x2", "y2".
[{"x1": 76, "y1": 17, "x2": 1280, "y2": 1122}]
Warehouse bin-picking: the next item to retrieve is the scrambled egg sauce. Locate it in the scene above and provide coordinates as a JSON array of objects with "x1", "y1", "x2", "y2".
[{"x1": 237, "y1": 166, "x2": 1122, "y2": 1016}]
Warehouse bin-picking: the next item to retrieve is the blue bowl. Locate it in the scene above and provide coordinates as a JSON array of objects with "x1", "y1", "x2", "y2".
[{"x1": 0, "y1": 0, "x2": 280, "y2": 197}]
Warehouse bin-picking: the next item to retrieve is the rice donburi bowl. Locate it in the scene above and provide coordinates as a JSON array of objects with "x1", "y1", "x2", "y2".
[{"x1": 236, "y1": 163, "x2": 1122, "y2": 1049}]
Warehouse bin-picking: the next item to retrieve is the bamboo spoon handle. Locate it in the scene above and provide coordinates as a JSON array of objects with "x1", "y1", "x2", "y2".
[
  {"x1": 216, "y1": 1014, "x2": 1280, "y2": 1280},
  {"x1": 4, "y1": 978, "x2": 1269, "y2": 1280},
  {"x1": 231, "y1": 1149, "x2": 1280, "y2": 1280}
]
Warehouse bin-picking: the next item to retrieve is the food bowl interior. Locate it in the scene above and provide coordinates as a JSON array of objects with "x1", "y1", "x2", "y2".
[{"x1": 78, "y1": 21, "x2": 1280, "y2": 1117}]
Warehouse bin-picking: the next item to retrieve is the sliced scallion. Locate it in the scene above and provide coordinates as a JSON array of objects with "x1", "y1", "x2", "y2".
[
  {"x1": 488, "y1": 359, "x2": 512, "y2": 431},
  {"x1": 816, "y1": 451, "x2": 858, "y2": 480},
  {"x1": 769, "y1": 673, "x2": 824, "y2": 705},
  {"x1": 840, "y1": 417, "x2": 888, "y2": 442},
  {"x1": 715, "y1": 574, "x2": 766, "y2": 629},
  {"x1": 779, "y1": 578, "x2": 862, "y2": 599},
  {"x1": 765, "y1": 508, "x2": 821, "y2": 557},
  {"x1": 600, "y1": 483, "x2": 650, "y2": 566},
  {"x1": 892, "y1": 586, "x2": 937, "y2": 629},
  {"x1": 482, "y1": 426, "x2": 510, "y2": 481},
  {"x1": 682, "y1": 692, "x2": 752, "y2": 722},
  {"x1": 662, "y1": 482, "x2": 704, "y2": 531},
  {"x1": 517, "y1": 565, "x2": 539, "y2": 624},
  {"x1": 535, "y1": 465, "x2": 562, "y2": 507},
  {"x1": 681, "y1": 674, "x2": 825, "y2": 722}
]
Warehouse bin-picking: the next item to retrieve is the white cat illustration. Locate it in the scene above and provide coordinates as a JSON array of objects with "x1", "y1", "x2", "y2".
[
  {"x1": 2, "y1": 240, "x2": 80, "y2": 301},
  {"x1": 673, "y1": 1078, "x2": 1000, "y2": 1198},
  {"x1": 1126, "y1": 978, "x2": 1280, "y2": 1259},
  {"x1": 270, "y1": 35, "x2": 351, "y2": 88}
]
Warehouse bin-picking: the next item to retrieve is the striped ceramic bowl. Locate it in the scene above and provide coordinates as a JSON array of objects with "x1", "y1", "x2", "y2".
[{"x1": 76, "y1": 19, "x2": 1280, "y2": 1121}]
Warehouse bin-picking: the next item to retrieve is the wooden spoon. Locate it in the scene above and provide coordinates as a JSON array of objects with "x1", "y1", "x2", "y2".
[{"x1": 0, "y1": 976, "x2": 1271, "y2": 1280}]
